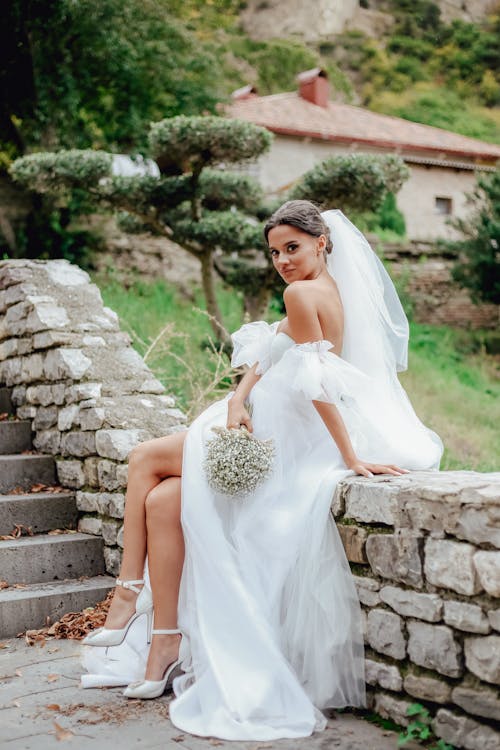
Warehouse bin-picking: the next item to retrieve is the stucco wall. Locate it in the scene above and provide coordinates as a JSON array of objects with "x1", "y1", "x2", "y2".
[{"x1": 251, "y1": 134, "x2": 481, "y2": 241}]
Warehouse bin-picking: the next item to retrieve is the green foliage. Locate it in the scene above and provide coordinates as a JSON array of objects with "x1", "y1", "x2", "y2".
[
  {"x1": 10, "y1": 150, "x2": 112, "y2": 194},
  {"x1": 449, "y1": 169, "x2": 500, "y2": 305},
  {"x1": 291, "y1": 154, "x2": 409, "y2": 212},
  {"x1": 397, "y1": 702, "x2": 454, "y2": 749},
  {"x1": 199, "y1": 169, "x2": 263, "y2": 212},
  {"x1": 171, "y1": 209, "x2": 264, "y2": 254},
  {"x1": 149, "y1": 116, "x2": 272, "y2": 173},
  {"x1": 1, "y1": 0, "x2": 224, "y2": 153}
]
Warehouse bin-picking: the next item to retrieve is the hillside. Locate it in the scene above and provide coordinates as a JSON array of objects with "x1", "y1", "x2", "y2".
[{"x1": 176, "y1": 0, "x2": 500, "y2": 144}]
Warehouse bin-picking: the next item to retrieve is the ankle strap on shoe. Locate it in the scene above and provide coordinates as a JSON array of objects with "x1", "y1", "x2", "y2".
[
  {"x1": 152, "y1": 628, "x2": 182, "y2": 635},
  {"x1": 116, "y1": 578, "x2": 145, "y2": 594}
]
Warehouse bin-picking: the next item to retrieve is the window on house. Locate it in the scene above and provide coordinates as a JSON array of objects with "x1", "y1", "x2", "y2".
[{"x1": 435, "y1": 196, "x2": 452, "y2": 215}]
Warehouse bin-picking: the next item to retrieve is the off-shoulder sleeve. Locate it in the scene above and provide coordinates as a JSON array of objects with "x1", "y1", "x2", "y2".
[
  {"x1": 231, "y1": 321, "x2": 279, "y2": 375},
  {"x1": 284, "y1": 340, "x2": 371, "y2": 406}
]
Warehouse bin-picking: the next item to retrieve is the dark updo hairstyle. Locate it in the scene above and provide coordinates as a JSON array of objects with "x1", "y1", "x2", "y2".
[{"x1": 264, "y1": 199, "x2": 333, "y2": 255}]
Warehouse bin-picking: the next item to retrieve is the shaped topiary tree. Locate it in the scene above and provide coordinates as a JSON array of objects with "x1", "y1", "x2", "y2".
[{"x1": 11, "y1": 116, "x2": 272, "y2": 342}]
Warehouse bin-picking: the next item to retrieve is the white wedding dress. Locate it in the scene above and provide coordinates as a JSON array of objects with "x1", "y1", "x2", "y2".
[
  {"x1": 80, "y1": 211, "x2": 443, "y2": 741},
  {"x1": 82, "y1": 210, "x2": 443, "y2": 740}
]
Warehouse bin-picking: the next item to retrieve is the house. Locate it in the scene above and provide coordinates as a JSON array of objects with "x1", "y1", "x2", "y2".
[{"x1": 227, "y1": 69, "x2": 500, "y2": 241}]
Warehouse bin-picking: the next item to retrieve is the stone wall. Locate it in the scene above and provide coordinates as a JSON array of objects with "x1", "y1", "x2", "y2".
[
  {"x1": 333, "y1": 470, "x2": 500, "y2": 749},
  {"x1": 1, "y1": 258, "x2": 499, "y2": 748},
  {"x1": 0, "y1": 259, "x2": 186, "y2": 573}
]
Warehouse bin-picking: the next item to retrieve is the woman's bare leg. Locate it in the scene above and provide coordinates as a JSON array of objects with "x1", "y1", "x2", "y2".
[
  {"x1": 143, "y1": 476, "x2": 184, "y2": 681},
  {"x1": 104, "y1": 430, "x2": 187, "y2": 629}
]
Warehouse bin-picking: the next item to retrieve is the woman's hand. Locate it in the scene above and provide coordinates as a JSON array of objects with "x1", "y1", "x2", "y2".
[
  {"x1": 347, "y1": 458, "x2": 409, "y2": 478},
  {"x1": 227, "y1": 398, "x2": 253, "y2": 433}
]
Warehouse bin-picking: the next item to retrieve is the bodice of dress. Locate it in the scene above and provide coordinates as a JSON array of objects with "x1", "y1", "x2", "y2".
[{"x1": 270, "y1": 331, "x2": 295, "y2": 366}]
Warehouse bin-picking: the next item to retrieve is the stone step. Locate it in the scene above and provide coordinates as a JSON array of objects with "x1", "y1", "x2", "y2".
[
  {"x1": 0, "y1": 532, "x2": 106, "y2": 585},
  {"x1": 0, "y1": 420, "x2": 32, "y2": 454},
  {"x1": 0, "y1": 491, "x2": 77, "y2": 535},
  {"x1": 0, "y1": 454, "x2": 55, "y2": 494},
  {"x1": 0, "y1": 386, "x2": 13, "y2": 414},
  {"x1": 0, "y1": 574, "x2": 115, "y2": 638}
]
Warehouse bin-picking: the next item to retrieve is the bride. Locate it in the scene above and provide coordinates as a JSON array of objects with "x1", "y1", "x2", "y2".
[{"x1": 80, "y1": 200, "x2": 443, "y2": 741}]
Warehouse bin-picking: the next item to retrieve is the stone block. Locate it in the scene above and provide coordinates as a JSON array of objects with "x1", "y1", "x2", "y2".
[
  {"x1": 56, "y1": 459, "x2": 85, "y2": 489},
  {"x1": 17, "y1": 405, "x2": 36, "y2": 419},
  {"x1": 373, "y1": 692, "x2": 413, "y2": 727},
  {"x1": 60, "y1": 431, "x2": 96, "y2": 457},
  {"x1": 10, "y1": 385, "x2": 26, "y2": 406},
  {"x1": 33, "y1": 405, "x2": 58, "y2": 430},
  {"x1": 433, "y1": 708, "x2": 500, "y2": 750},
  {"x1": 97, "y1": 459, "x2": 127, "y2": 491},
  {"x1": 101, "y1": 519, "x2": 120, "y2": 545},
  {"x1": 455, "y1": 503, "x2": 500, "y2": 548},
  {"x1": 79, "y1": 407, "x2": 105, "y2": 431},
  {"x1": 443, "y1": 600, "x2": 490, "y2": 634},
  {"x1": 353, "y1": 576, "x2": 380, "y2": 607},
  {"x1": 43, "y1": 348, "x2": 92, "y2": 380},
  {"x1": 365, "y1": 532, "x2": 423, "y2": 587},
  {"x1": 33, "y1": 429, "x2": 61, "y2": 454},
  {"x1": 380, "y1": 586, "x2": 442, "y2": 622},
  {"x1": 83, "y1": 456, "x2": 100, "y2": 488},
  {"x1": 116, "y1": 524, "x2": 124, "y2": 548},
  {"x1": 58, "y1": 404, "x2": 80, "y2": 431},
  {"x1": 65, "y1": 382, "x2": 102, "y2": 403},
  {"x1": 45, "y1": 260, "x2": 90, "y2": 287},
  {"x1": 364, "y1": 658, "x2": 402, "y2": 691},
  {"x1": 464, "y1": 636, "x2": 500, "y2": 684},
  {"x1": 424, "y1": 538, "x2": 481, "y2": 595},
  {"x1": 26, "y1": 301, "x2": 70, "y2": 332},
  {"x1": 452, "y1": 683, "x2": 500, "y2": 722},
  {"x1": 25, "y1": 383, "x2": 66, "y2": 406},
  {"x1": 407, "y1": 621, "x2": 462, "y2": 678},
  {"x1": 78, "y1": 516, "x2": 102, "y2": 535},
  {"x1": 107, "y1": 493, "x2": 125, "y2": 519},
  {"x1": 344, "y1": 480, "x2": 401, "y2": 525},
  {"x1": 104, "y1": 546, "x2": 122, "y2": 576},
  {"x1": 337, "y1": 524, "x2": 368, "y2": 563},
  {"x1": 367, "y1": 609, "x2": 406, "y2": 660},
  {"x1": 403, "y1": 672, "x2": 452, "y2": 704},
  {"x1": 473, "y1": 551, "x2": 500, "y2": 597},
  {"x1": 95, "y1": 428, "x2": 144, "y2": 461},
  {"x1": 487, "y1": 609, "x2": 500, "y2": 632},
  {"x1": 75, "y1": 491, "x2": 119, "y2": 515},
  {"x1": 32, "y1": 330, "x2": 75, "y2": 349},
  {"x1": 19, "y1": 353, "x2": 44, "y2": 383},
  {"x1": 331, "y1": 485, "x2": 344, "y2": 516}
]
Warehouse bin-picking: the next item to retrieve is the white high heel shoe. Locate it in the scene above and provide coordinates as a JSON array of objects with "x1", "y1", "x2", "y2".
[
  {"x1": 82, "y1": 578, "x2": 153, "y2": 647},
  {"x1": 123, "y1": 627, "x2": 182, "y2": 699}
]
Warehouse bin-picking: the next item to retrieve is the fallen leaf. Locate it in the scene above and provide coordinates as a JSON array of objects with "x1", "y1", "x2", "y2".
[
  {"x1": 208, "y1": 740, "x2": 224, "y2": 746},
  {"x1": 47, "y1": 674, "x2": 60, "y2": 683},
  {"x1": 15, "y1": 669, "x2": 22, "y2": 677},
  {"x1": 11, "y1": 700, "x2": 21, "y2": 708},
  {"x1": 0, "y1": 642, "x2": 9, "y2": 648},
  {"x1": 0, "y1": 581, "x2": 9, "y2": 590},
  {"x1": 53, "y1": 721, "x2": 74, "y2": 741},
  {"x1": 172, "y1": 736, "x2": 185, "y2": 743},
  {"x1": 47, "y1": 704, "x2": 61, "y2": 711}
]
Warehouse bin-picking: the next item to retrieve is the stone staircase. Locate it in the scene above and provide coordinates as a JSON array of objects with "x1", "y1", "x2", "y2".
[{"x1": 0, "y1": 386, "x2": 114, "y2": 638}]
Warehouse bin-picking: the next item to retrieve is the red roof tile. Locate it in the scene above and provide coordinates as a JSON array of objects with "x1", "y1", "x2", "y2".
[{"x1": 227, "y1": 92, "x2": 500, "y2": 161}]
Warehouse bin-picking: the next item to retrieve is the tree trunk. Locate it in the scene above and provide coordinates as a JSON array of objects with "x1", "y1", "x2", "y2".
[
  {"x1": 244, "y1": 286, "x2": 272, "y2": 321},
  {"x1": 200, "y1": 250, "x2": 230, "y2": 345}
]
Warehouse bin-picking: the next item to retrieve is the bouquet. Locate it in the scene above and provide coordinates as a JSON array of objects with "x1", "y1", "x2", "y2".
[{"x1": 203, "y1": 424, "x2": 275, "y2": 499}]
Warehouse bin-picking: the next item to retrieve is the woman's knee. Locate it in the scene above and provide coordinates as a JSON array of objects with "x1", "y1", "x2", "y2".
[
  {"x1": 128, "y1": 440, "x2": 153, "y2": 471},
  {"x1": 145, "y1": 479, "x2": 182, "y2": 526}
]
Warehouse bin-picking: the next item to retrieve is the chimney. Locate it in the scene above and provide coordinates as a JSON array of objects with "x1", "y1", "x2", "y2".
[
  {"x1": 297, "y1": 68, "x2": 329, "y2": 108},
  {"x1": 231, "y1": 84, "x2": 258, "y2": 101}
]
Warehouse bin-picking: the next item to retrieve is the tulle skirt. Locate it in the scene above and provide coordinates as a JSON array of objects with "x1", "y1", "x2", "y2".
[{"x1": 81, "y1": 343, "x2": 442, "y2": 741}]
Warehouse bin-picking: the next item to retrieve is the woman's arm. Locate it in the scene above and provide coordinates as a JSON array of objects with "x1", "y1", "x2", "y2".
[
  {"x1": 227, "y1": 364, "x2": 261, "y2": 432},
  {"x1": 285, "y1": 283, "x2": 408, "y2": 477}
]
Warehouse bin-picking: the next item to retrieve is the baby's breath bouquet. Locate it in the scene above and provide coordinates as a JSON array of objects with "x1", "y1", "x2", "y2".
[{"x1": 203, "y1": 408, "x2": 275, "y2": 498}]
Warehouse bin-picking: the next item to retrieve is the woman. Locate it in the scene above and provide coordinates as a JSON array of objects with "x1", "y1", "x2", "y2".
[{"x1": 81, "y1": 201, "x2": 443, "y2": 741}]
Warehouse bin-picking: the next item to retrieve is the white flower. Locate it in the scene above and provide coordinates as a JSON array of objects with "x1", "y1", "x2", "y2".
[{"x1": 203, "y1": 426, "x2": 275, "y2": 499}]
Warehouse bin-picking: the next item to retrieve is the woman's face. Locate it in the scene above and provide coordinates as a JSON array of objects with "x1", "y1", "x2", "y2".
[{"x1": 267, "y1": 224, "x2": 326, "y2": 283}]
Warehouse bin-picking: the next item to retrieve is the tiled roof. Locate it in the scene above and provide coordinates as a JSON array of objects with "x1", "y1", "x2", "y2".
[{"x1": 227, "y1": 92, "x2": 500, "y2": 161}]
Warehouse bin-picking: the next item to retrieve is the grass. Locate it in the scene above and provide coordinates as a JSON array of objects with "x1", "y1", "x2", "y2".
[{"x1": 93, "y1": 272, "x2": 499, "y2": 473}]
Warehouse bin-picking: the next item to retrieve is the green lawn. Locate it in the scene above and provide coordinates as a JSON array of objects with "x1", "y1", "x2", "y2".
[{"x1": 94, "y1": 273, "x2": 499, "y2": 473}]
